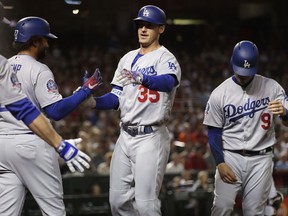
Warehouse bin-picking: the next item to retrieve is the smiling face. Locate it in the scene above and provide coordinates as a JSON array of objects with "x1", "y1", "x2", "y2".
[{"x1": 136, "y1": 21, "x2": 165, "y2": 50}]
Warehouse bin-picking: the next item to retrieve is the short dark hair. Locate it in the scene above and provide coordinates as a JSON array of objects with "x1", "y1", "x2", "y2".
[{"x1": 12, "y1": 35, "x2": 44, "y2": 52}]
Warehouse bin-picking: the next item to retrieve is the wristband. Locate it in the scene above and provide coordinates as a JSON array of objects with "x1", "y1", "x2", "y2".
[{"x1": 56, "y1": 141, "x2": 65, "y2": 152}]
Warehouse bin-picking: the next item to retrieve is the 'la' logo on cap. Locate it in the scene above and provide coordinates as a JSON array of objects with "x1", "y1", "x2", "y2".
[
  {"x1": 143, "y1": 8, "x2": 149, "y2": 17},
  {"x1": 244, "y1": 60, "x2": 250, "y2": 68},
  {"x1": 14, "y1": 30, "x2": 19, "y2": 40}
]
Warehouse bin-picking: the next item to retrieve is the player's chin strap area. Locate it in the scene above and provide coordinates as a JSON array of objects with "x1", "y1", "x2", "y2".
[
  {"x1": 224, "y1": 146, "x2": 273, "y2": 156},
  {"x1": 121, "y1": 123, "x2": 160, "y2": 137}
]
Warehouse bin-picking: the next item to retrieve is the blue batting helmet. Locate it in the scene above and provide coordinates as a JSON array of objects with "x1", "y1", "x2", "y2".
[
  {"x1": 134, "y1": 5, "x2": 166, "y2": 25},
  {"x1": 230, "y1": 40, "x2": 259, "y2": 76},
  {"x1": 14, "y1": 16, "x2": 57, "y2": 43}
]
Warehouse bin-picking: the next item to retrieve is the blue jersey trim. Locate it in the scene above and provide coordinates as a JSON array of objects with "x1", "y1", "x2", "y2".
[
  {"x1": 43, "y1": 88, "x2": 89, "y2": 121},
  {"x1": 142, "y1": 74, "x2": 177, "y2": 92},
  {"x1": 6, "y1": 98, "x2": 41, "y2": 126},
  {"x1": 0, "y1": 107, "x2": 8, "y2": 112},
  {"x1": 95, "y1": 87, "x2": 120, "y2": 110}
]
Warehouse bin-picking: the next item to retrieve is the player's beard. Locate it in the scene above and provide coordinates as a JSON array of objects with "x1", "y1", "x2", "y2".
[{"x1": 37, "y1": 46, "x2": 49, "y2": 60}]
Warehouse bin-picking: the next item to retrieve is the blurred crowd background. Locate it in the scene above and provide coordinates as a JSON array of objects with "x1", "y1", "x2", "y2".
[{"x1": 2, "y1": 0, "x2": 288, "y2": 215}]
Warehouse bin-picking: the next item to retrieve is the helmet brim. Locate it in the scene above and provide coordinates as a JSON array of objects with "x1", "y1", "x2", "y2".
[
  {"x1": 47, "y1": 33, "x2": 57, "y2": 39},
  {"x1": 232, "y1": 64, "x2": 257, "y2": 76},
  {"x1": 133, "y1": 17, "x2": 165, "y2": 25}
]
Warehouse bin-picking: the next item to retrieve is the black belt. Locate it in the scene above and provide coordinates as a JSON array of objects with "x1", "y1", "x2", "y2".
[
  {"x1": 122, "y1": 124, "x2": 154, "y2": 137},
  {"x1": 225, "y1": 146, "x2": 273, "y2": 156}
]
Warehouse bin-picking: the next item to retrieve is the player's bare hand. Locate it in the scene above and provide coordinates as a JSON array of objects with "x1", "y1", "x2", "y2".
[
  {"x1": 217, "y1": 163, "x2": 237, "y2": 184},
  {"x1": 268, "y1": 100, "x2": 285, "y2": 116}
]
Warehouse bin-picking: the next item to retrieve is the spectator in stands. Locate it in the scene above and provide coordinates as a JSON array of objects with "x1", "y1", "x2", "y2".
[
  {"x1": 166, "y1": 152, "x2": 185, "y2": 174},
  {"x1": 275, "y1": 150, "x2": 288, "y2": 170},
  {"x1": 185, "y1": 145, "x2": 208, "y2": 171},
  {"x1": 185, "y1": 170, "x2": 213, "y2": 216},
  {"x1": 91, "y1": 183, "x2": 102, "y2": 196},
  {"x1": 203, "y1": 145, "x2": 216, "y2": 171},
  {"x1": 97, "y1": 151, "x2": 113, "y2": 175}
]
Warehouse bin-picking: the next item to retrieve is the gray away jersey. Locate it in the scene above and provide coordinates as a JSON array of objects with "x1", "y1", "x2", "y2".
[
  {"x1": 203, "y1": 75, "x2": 288, "y2": 150},
  {"x1": 111, "y1": 46, "x2": 181, "y2": 126},
  {"x1": 0, "y1": 55, "x2": 62, "y2": 134}
]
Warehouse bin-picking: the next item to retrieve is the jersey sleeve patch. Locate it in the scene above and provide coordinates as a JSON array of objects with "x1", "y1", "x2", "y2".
[
  {"x1": 167, "y1": 61, "x2": 177, "y2": 71},
  {"x1": 46, "y1": 79, "x2": 58, "y2": 93},
  {"x1": 10, "y1": 72, "x2": 21, "y2": 88}
]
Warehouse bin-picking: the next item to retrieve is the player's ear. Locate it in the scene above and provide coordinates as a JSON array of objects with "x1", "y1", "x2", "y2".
[{"x1": 159, "y1": 25, "x2": 165, "y2": 34}]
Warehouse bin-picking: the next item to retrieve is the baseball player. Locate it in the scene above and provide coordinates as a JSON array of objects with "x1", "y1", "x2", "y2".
[
  {"x1": 1, "y1": 54, "x2": 91, "y2": 168},
  {"x1": 83, "y1": 5, "x2": 181, "y2": 215},
  {"x1": 0, "y1": 2, "x2": 86, "y2": 162},
  {"x1": 0, "y1": 16, "x2": 102, "y2": 215},
  {"x1": 203, "y1": 40, "x2": 288, "y2": 215}
]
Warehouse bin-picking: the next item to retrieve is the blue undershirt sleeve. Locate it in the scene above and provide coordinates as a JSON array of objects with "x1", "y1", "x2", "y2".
[
  {"x1": 95, "y1": 86, "x2": 121, "y2": 110},
  {"x1": 43, "y1": 88, "x2": 90, "y2": 121},
  {"x1": 6, "y1": 98, "x2": 41, "y2": 126},
  {"x1": 142, "y1": 74, "x2": 178, "y2": 92},
  {"x1": 207, "y1": 126, "x2": 225, "y2": 165}
]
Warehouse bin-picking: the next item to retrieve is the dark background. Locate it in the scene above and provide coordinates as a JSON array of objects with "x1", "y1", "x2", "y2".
[{"x1": 1, "y1": 0, "x2": 288, "y2": 56}]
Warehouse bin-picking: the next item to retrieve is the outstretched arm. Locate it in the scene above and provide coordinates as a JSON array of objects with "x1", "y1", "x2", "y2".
[
  {"x1": 43, "y1": 68, "x2": 103, "y2": 120},
  {"x1": 6, "y1": 98, "x2": 91, "y2": 172}
]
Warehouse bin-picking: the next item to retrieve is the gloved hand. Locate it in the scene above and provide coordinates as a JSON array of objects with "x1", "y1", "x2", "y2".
[
  {"x1": 82, "y1": 68, "x2": 103, "y2": 92},
  {"x1": 56, "y1": 139, "x2": 91, "y2": 173},
  {"x1": 82, "y1": 70, "x2": 89, "y2": 84},
  {"x1": 117, "y1": 69, "x2": 143, "y2": 86},
  {"x1": 65, "y1": 138, "x2": 82, "y2": 146}
]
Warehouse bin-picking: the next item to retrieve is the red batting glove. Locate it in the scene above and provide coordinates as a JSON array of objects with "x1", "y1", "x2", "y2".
[{"x1": 82, "y1": 68, "x2": 103, "y2": 92}]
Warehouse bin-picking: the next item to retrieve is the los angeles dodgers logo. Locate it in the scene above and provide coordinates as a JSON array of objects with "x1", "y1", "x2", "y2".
[
  {"x1": 244, "y1": 60, "x2": 250, "y2": 68},
  {"x1": 143, "y1": 8, "x2": 149, "y2": 17},
  {"x1": 168, "y1": 62, "x2": 176, "y2": 71},
  {"x1": 134, "y1": 66, "x2": 157, "y2": 76},
  {"x1": 14, "y1": 30, "x2": 19, "y2": 41},
  {"x1": 224, "y1": 97, "x2": 270, "y2": 122}
]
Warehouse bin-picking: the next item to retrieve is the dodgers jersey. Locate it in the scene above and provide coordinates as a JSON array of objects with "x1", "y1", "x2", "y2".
[
  {"x1": 111, "y1": 46, "x2": 181, "y2": 125},
  {"x1": 0, "y1": 54, "x2": 62, "y2": 134},
  {"x1": 0, "y1": 55, "x2": 25, "y2": 106},
  {"x1": 203, "y1": 74, "x2": 288, "y2": 150}
]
